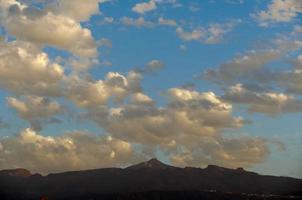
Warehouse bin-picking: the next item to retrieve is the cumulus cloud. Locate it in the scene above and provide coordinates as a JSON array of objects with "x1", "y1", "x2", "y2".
[
  {"x1": 131, "y1": 93, "x2": 154, "y2": 105},
  {"x1": 276, "y1": 69, "x2": 302, "y2": 94},
  {"x1": 0, "y1": 40, "x2": 64, "y2": 96},
  {"x1": 96, "y1": 88, "x2": 241, "y2": 144},
  {"x1": 204, "y1": 49, "x2": 282, "y2": 83},
  {"x1": 204, "y1": 28, "x2": 302, "y2": 93},
  {"x1": 253, "y1": 0, "x2": 302, "y2": 26},
  {"x1": 48, "y1": 0, "x2": 102, "y2": 22},
  {"x1": 132, "y1": 0, "x2": 157, "y2": 14},
  {"x1": 204, "y1": 26, "x2": 302, "y2": 119},
  {"x1": 1, "y1": 0, "x2": 98, "y2": 57},
  {"x1": 0, "y1": 0, "x2": 284, "y2": 173},
  {"x1": 223, "y1": 84, "x2": 302, "y2": 115},
  {"x1": 7, "y1": 96, "x2": 62, "y2": 120},
  {"x1": 65, "y1": 71, "x2": 142, "y2": 108},
  {"x1": 86, "y1": 87, "x2": 270, "y2": 169},
  {"x1": 7, "y1": 95, "x2": 63, "y2": 130},
  {"x1": 170, "y1": 136, "x2": 269, "y2": 169},
  {"x1": 0, "y1": 128, "x2": 143, "y2": 174}
]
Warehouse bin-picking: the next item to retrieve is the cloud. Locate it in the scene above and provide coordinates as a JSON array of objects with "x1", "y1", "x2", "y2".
[
  {"x1": 7, "y1": 95, "x2": 63, "y2": 130},
  {"x1": 170, "y1": 136, "x2": 269, "y2": 168},
  {"x1": 179, "y1": 44, "x2": 187, "y2": 51},
  {"x1": 158, "y1": 17, "x2": 177, "y2": 26},
  {"x1": 225, "y1": 0, "x2": 244, "y2": 4},
  {"x1": 276, "y1": 69, "x2": 302, "y2": 94},
  {"x1": 0, "y1": 117, "x2": 9, "y2": 129},
  {"x1": 253, "y1": 0, "x2": 302, "y2": 26},
  {"x1": 86, "y1": 87, "x2": 270, "y2": 169},
  {"x1": 0, "y1": 85, "x2": 275, "y2": 171},
  {"x1": 144, "y1": 60, "x2": 165, "y2": 74},
  {"x1": 176, "y1": 20, "x2": 239, "y2": 44},
  {"x1": 189, "y1": 3, "x2": 200, "y2": 12},
  {"x1": 223, "y1": 84, "x2": 302, "y2": 115},
  {"x1": 0, "y1": 128, "x2": 143, "y2": 174},
  {"x1": 1, "y1": 0, "x2": 98, "y2": 57},
  {"x1": 47, "y1": 0, "x2": 102, "y2": 22},
  {"x1": 97, "y1": 38, "x2": 113, "y2": 48},
  {"x1": 7, "y1": 96, "x2": 62, "y2": 120},
  {"x1": 98, "y1": 16, "x2": 115, "y2": 25},
  {"x1": 131, "y1": 93, "x2": 154, "y2": 105},
  {"x1": 132, "y1": 0, "x2": 157, "y2": 14},
  {"x1": 95, "y1": 88, "x2": 242, "y2": 144},
  {"x1": 204, "y1": 28, "x2": 302, "y2": 94},
  {"x1": 203, "y1": 26, "x2": 302, "y2": 119},
  {"x1": 120, "y1": 16, "x2": 155, "y2": 28},
  {"x1": 119, "y1": 16, "x2": 178, "y2": 28},
  {"x1": 0, "y1": 40, "x2": 64, "y2": 96},
  {"x1": 176, "y1": 27, "x2": 204, "y2": 41},
  {"x1": 204, "y1": 49, "x2": 282, "y2": 83},
  {"x1": 67, "y1": 57, "x2": 99, "y2": 72},
  {"x1": 65, "y1": 71, "x2": 142, "y2": 108},
  {"x1": 293, "y1": 54, "x2": 302, "y2": 69},
  {"x1": 0, "y1": 0, "x2": 285, "y2": 173}
]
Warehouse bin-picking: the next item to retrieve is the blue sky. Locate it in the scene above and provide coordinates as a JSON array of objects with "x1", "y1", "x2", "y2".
[{"x1": 0, "y1": 0, "x2": 301, "y2": 177}]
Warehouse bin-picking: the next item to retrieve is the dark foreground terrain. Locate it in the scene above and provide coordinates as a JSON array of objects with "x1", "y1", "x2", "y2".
[{"x1": 0, "y1": 159, "x2": 301, "y2": 200}]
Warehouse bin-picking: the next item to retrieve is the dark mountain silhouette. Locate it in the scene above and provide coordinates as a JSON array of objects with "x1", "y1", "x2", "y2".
[
  {"x1": 0, "y1": 168, "x2": 31, "y2": 177},
  {"x1": 0, "y1": 158, "x2": 301, "y2": 200}
]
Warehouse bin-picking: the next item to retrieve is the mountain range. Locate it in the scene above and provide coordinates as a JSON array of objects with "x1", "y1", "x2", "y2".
[{"x1": 0, "y1": 158, "x2": 301, "y2": 200}]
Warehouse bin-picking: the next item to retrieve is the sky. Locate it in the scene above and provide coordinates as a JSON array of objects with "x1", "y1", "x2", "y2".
[{"x1": 0, "y1": 0, "x2": 301, "y2": 178}]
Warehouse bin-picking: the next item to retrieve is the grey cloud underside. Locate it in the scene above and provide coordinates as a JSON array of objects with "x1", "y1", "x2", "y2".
[{"x1": 204, "y1": 27, "x2": 302, "y2": 115}]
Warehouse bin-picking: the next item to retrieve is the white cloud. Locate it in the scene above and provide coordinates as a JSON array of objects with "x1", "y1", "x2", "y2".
[
  {"x1": 132, "y1": 0, "x2": 157, "y2": 14},
  {"x1": 7, "y1": 95, "x2": 63, "y2": 130},
  {"x1": 7, "y1": 96, "x2": 62, "y2": 120},
  {"x1": 223, "y1": 84, "x2": 302, "y2": 115},
  {"x1": 0, "y1": 41, "x2": 64, "y2": 96},
  {"x1": 48, "y1": 0, "x2": 102, "y2": 22},
  {"x1": 0, "y1": 84, "x2": 277, "y2": 171},
  {"x1": 176, "y1": 27, "x2": 205, "y2": 41},
  {"x1": 131, "y1": 93, "x2": 154, "y2": 105},
  {"x1": 1, "y1": 1, "x2": 98, "y2": 57},
  {"x1": 0, "y1": 0, "x2": 286, "y2": 172},
  {"x1": 204, "y1": 29, "x2": 302, "y2": 96},
  {"x1": 176, "y1": 21, "x2": 239, "y2": 44},
  {"x1": 254, "y1": 0, "x2": 302, "y2": 26},
  {"x1": 0, "y1": 128, "x2": 143, "y2": 174},
  {"x1": 86, "y1": 87, "x2": 270, "y2": 169},
  {"x1": 65, "y1": 71, "x2": 142, "y2": 108},
  {"x1": 158, "y1": 17, "x2": 177, "y2": 26},
  {"x1": 120, "y1": 16, "x2": 155, "y2": 28},
  {"x1": 170, "y1": 135, "x2": 269, "y2": 169},
  {"x1": 145, "y1": 60, "x2": 165, "y2": 74},
  {"x1": 99, "y1": 16, "x2": 114, "y2": 25}
]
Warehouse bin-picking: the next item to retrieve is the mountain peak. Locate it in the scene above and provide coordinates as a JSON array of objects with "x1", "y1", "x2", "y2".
[
  {"x1": 146, "y1": 158, "x2": 164, "y2": 165},
  {"x1": 127, "y1": 158, "x2": 173, "y2": 170}
]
